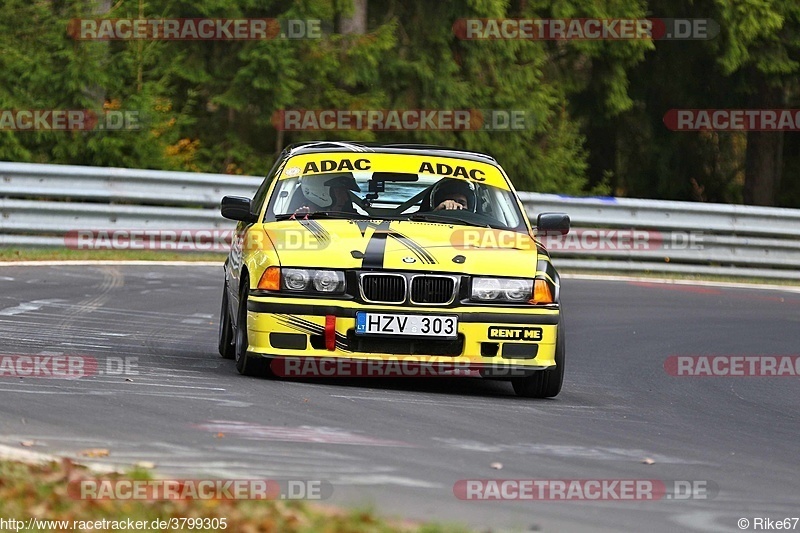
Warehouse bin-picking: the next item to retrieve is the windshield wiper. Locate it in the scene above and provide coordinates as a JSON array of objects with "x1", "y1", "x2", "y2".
[
  {"x1": 276, "y1": 211, "x2": 370, "y2": 221},
  {"x1": 408, "y1": 213, "x2": 491, "y2": 228}
]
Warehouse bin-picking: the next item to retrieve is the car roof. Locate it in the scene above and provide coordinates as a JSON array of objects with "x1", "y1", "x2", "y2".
[{"x1": 282, "y1": 141, "x2": 499, "y2": 166}]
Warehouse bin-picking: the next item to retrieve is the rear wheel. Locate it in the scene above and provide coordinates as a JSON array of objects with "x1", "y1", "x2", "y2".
[
  {"x1": 234, "y1": 278, "x2": 269, "y2": 377},
  {"x1": 218, "y1": 283, "x2": 235, "y2": 359},
  {"x1": 512, "y1": 319, "x2": 565, "y2": 398}
]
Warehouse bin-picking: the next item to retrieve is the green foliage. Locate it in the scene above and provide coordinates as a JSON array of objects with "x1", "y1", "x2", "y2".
[
  {"x1": 714, "y1": 0, "x2": 800, "y2": 77},
  {"x1": 0, "y1": 0, "x2": 798, "y2": 204}
]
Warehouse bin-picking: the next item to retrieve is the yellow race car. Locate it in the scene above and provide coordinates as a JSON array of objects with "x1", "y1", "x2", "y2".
[{"x1": 219, "y1": 142, "x2": 570, "y2": 398}]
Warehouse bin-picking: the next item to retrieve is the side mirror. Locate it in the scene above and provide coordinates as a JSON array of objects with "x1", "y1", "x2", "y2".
[
  {"x1": 221, "y1": 196, "x2": 258, "y2": 224},
  {"x1": 536, "y1": 212, "x2": 570, "y2": 236}
]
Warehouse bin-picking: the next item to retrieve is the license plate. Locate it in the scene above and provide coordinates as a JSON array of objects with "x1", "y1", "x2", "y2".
[{"x1": 355, "y1": 312, "x2": 458, "y2": 338}]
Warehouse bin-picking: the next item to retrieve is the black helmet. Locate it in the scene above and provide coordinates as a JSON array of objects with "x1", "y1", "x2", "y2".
[
  {"x1": 430, "y1": 178, "x2": 477, "y2": 211},
  {"x1": 323, "y1": 173, "x2": 359, "y2": 191}
]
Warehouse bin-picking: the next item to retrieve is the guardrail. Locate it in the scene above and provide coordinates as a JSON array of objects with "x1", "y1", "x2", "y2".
[
  {"x1": 2, "y1": 161, "x2": 799, "y2": 280},
  {"x1": 518, "y1": 193, "x2": 800, "y2": 280},
  {"x1": 0, "y1": 162, "x2": 260, "y2": 249}
]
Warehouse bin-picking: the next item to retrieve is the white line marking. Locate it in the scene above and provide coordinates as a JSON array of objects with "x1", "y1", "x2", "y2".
[
  {"x1": 197, "y1": 421, "x2": 414, "y2": 447},
  {"x1": 433, "y1": 438, "x2": 707, "y2": 464},
  {"x1": 671, "y1": 511, "x2": 733, "y2": 532},
  {"x1": 0, "y1": 379, "x2": 225, "y2": 391},
  {"x1": 333, "y1": 475, "x2": 443, "y2": 488},
  {"x1": 0, "y1": 387, "x2": 249, "y2": 404},
  {"x1": 0, "y1": 299, "x2": 63, "y2": 316},
  {"x1": 58, "y1": 342, "x2": 113, "y2": 349},
  {"x1": 0, "y1": 444, "x2": 118, "y2": 472},
  {"x1": 328, "y1": 394, "x2": 615, "y2": 414}
]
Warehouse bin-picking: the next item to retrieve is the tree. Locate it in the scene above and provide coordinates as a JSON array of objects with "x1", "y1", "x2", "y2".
[{"x1": 714, "y1": 0, "x2": 800, "y2": 206}]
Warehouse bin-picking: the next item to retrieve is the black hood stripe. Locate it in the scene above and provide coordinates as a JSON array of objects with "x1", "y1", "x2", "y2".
[
  {"x1": 361, "y1": 220, "x2": 392, "y2": 269},
  {"x1": 387, "y1": 230, "x2": 437, "y2": 265},
  {"x1": 293, "y1": 219, "x2": 437, "y2": 267}
]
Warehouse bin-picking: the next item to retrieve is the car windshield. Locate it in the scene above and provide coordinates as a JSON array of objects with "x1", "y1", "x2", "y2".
[{"x1": 265, "y1": 168, "x2": 527, "y2": 231}]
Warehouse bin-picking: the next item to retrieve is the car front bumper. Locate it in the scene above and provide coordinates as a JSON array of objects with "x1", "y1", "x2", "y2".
[{"x1": 246, "y1": 295, "x2": 559, "y2": 372}]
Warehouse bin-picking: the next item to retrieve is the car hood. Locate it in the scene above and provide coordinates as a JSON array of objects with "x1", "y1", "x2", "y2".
[{"x1": 262, "y1": 219, "x2": 539, "y2": 276}]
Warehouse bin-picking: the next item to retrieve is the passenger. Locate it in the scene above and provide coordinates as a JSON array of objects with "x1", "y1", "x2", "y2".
[{"x1": 295, "y1": 174, "x2": 359, "y2": 215}]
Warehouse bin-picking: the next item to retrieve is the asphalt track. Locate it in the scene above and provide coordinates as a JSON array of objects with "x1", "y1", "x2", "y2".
[{"x1": 1, "y1": 264, "x2": 799, "y2": 532}]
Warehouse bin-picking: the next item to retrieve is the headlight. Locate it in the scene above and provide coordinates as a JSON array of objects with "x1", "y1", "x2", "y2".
[
  {"x1": 312, "y1": 270, "x2": 345, "y2": 292},
  {"x1": 283, "y1": 269, "x2": 310, "y2": 291},
  {"x1": 471, "y1": 278, "x2": 502, "y2": 300},
  {"x1": 471, "y1": 277, "x2": 533, "y2": 302},
  {"x1": 503, "y1": 278, "x2": 531, "y2": 300},
  {"x1": 281, "y1": 268, "x2": 345, "y2": 294}
]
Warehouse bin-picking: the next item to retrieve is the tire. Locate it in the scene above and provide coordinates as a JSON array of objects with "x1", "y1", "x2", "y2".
[
  {"x1": 218, "y1": 283, "x2": 235, "y2": 359},
  {"x1": 234, "y1": 277, "x2": 269, "y2": 377},
  {"x1": 512, "y1": 318, "x2": 565, "y2": 398}
]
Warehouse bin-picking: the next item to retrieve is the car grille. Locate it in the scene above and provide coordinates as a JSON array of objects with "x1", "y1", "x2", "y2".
[
  {"x1": 361, "y1": 274, "x2": 406, "y2": 303},
  {"x1": 359, "y1": 273, "x2": 458, "y2": 305},
  {"x1": 410, "y1": 276, "x2": 455, "y2": 304}
]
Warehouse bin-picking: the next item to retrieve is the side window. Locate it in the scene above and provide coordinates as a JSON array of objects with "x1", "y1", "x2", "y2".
[
  {"x1": 251, "y1": 157, "x2": 284, "y2": 215},
  {"x1": 476, "y1": 186, "x2": 493, "y2": 217},
  {"x1": 251, "y1": 179, "x2": 271, "y2": 215},
  {"x1": 269, "y1": 179, "x2": 302, "y2": 216}
]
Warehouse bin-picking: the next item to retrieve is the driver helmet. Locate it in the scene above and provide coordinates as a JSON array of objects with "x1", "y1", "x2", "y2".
[
  {"x1": 430, "y1": 178, "x2": 477, "y2": 212},
  {"x1": 300, "y1": 173, "x2": 359, "y2": 208}
]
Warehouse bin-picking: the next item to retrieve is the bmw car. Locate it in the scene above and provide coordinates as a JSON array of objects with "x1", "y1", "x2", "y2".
[{"x1": 219, "y1": 142, "x2": 569, "y2": 398}]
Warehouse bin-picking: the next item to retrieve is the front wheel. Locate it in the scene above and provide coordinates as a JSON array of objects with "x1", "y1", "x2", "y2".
[
  {"x1": 512, "y1": 319, "x2": 565, "y2": 398},
  {"x1": 218, "y1": 283, "x2": 235, "y2": 359},
  {"x1": 234, "y1": 278, "x2": 269, "y2": 377}
]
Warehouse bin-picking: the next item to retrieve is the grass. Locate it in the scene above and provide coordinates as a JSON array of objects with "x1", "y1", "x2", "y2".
[{"x1": 0, "y1": 459, "x2": 466, "y2": 533}]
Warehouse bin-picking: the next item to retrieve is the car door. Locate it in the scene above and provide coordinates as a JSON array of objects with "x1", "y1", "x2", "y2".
[{"x1": 226, "y1": 157, "x2": 284, "y2": 323}]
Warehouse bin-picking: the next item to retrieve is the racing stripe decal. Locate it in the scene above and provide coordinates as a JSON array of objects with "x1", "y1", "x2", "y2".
[
  {"x1": 297, "y1": 219, "x2": 330, "y2": 245},
  {"x1": 362, "y1": 220, "x2": 391, "y2": 269},
  {"x1": 536, "y1": 257, "x2": 558, "y2": 291},
  {"x1": 275, "y1": 314, "x2": 351, "y2": 351},
  {"x1": 354, "y1": 220, "x2": 372, "y2": 237},
  {"x1": 274, "y1": 314, "x2": 350, "y2": 351},
  {"x1": 387, "y1": 231, "x2": 437, "y2": 265},
  {"x1": 361, "y1": 222, "x2": 437, "y2": 268}
]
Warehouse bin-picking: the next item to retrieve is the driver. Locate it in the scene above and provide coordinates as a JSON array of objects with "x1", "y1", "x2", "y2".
[
  {"x1": 431, "y1": 179, "x2": 475, "y2": 211},
  {"x1": 295, "y1": 173, "x2": 359, "y2": 215}
]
